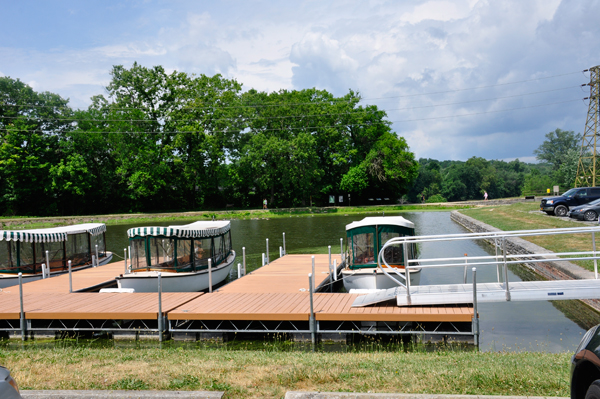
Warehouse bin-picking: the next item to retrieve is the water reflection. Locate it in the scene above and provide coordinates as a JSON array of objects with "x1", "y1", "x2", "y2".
[{"x1": 103, "y1": 211, "x2": 596, "y2": 352}]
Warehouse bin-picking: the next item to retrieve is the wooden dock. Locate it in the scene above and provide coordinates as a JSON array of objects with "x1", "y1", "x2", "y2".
[{"x1": 0, "y1": 254, "x2": 474, "y2": 342}]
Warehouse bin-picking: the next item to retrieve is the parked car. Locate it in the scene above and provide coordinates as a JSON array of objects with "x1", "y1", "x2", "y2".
[
  {"x1": 0, "y1": 366, "x2": 22, "y2": 399},
  {"x1": 540, "y1": 187, "x2": 600, "y2": 216},
  {"x1": 569, "y1": 199, "x2": 600, "y2": 221}
]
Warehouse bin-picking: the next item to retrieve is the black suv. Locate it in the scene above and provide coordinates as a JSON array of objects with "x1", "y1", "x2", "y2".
[{"x1": 540, "y1": 187, "x2": 600, "y2": 216}]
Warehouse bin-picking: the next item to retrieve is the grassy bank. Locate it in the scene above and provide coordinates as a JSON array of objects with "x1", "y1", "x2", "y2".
[
  {"x1": 0, "y1": 344, "x2": 569, "y2": 398},
  {"x1": 460, "y1": 202, "x2": 597, "y2": 271},
  {"x1": 0, "y1": 203, "x2": 473, "y2": 230}
]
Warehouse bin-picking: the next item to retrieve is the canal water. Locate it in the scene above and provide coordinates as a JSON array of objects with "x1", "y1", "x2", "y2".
[{"x1": 105, "y1": 211, "x2": 598, "y2": 352}]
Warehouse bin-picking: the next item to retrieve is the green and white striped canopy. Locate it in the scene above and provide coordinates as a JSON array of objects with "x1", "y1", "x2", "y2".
[
  {"x1": 0, "y1": 223, "x2": 107, "y2": 243},
  {"x1": 127, "y1": 221, "x2": 230, "y2": 239}
]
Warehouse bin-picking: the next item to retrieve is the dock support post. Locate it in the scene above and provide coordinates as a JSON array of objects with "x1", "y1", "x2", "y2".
[
  {"x1": 262, "y1": 253, "x2": 265, "y2": 267},
  {"x1": 41, "y1": 264, "x2": 46, "y2": 279},
  {"x1": 328, "y1": 246, "x2": 332, "y2": 291},
  {"x1": 502, "y1": 237, "x2": 511, "y2": 301},
  {"x1": 283, "y1": 232, "x2": 286, "y2": 255},
  {"x1": 92, "y1": 255, "x2": 96, "y2": 269},
  {"x1": 308, "y1": 273, "x2": 316, "y2": 352},
  {"x1": 472, "y1": 267, "x2": 479, "y2": 349},
  {"x1": 158, "y1": 273, "x2": 163, "y2": 342},
  {"x1": 242, "y1": 247, "x2": 246, "y2": 275},
  {"x1": 128, "y1": 246, "x2": 131, "y2": 271},
  {"x1": 95, "y1": 245, "x2": 99, "y2": 267},
  {"x1": 463, "y1": 254, "x2": 468, "y2": 284},
  {"x1": 208, "y1": 259, "x2": 213, "y2": 293},
  {"x1": 340, "y1": 238, "x2": 343, "y2": 262},
  {"x1": 311, "y1": 256, "x2": 316, "y2": 292},
  {"x1": 495, "y1": 237, "x2": 501, "y2": 282},
  {"x1": 68, "y1": 260, "x2": 72, "y2": 293},
  {"x1": 124, "y1": 249, "x2": 128, "y2": 274},
  {"x1": 266, "y1": 238, "x2": 269, "y2": 264},
  {"x1": 45, "y1": 250, "x2": 50, "y2": 276},
  {"x1": 593, "y1": 232, "x2": 598, "y2": 279},
  {"x1": 237, "y1": 263, "x2": 241, "y2": 279},
  {"x1": 19, "y1": 273, "x2": 25, "y2": 341},
  {"x1": 280, "y1": 246, "x2": 283, "y2": 258}
]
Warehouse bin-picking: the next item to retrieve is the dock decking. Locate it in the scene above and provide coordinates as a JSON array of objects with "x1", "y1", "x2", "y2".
[{"x1": 0, "y1": 254, "x2": 474, "y2": 341}]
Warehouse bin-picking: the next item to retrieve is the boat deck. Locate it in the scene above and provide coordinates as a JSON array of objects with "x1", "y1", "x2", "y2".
[{"x1": 0, "y1": 254, "x2": 474, "y2": 340}]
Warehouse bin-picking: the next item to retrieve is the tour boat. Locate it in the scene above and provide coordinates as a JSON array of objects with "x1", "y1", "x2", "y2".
[
  {"x1": 0, "y1": 223, "x2": 113, "y2": 288},
  {"x1": 341, "y1": 216, "x2": 420, "y2": 291},
  {"x1": 116, "y1": 220, "x2": 235, "y2": 292}
]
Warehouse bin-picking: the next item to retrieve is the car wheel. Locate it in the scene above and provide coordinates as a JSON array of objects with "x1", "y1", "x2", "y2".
[
  {"x1": 584, "y1": 210, "x2": 598, "y2": 222},
  {"x1": 586, "y1": 380, "x2": 600, "y2": 399},
  {"x1": 555, "y1": 205, "x2": 568, "y2": 217}
]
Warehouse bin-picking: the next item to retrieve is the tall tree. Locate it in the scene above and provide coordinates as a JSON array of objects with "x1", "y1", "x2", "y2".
[{"x1": 534, "y1": 128, "x2": 581, "y2": 170}]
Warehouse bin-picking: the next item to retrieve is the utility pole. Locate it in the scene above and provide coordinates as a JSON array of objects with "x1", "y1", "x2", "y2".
[{"x1": 575, "y1": 65, "x2": 600, "y2": 187}]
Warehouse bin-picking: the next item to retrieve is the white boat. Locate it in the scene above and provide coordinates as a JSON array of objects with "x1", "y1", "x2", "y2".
[
  {"x1": 341, "y1": 216, "x2": 420, "y2": 291},
  {"x1": 0, "y1": 223, "x2": 113, "y2": 288},
  {"x1": 116, "y1": 221, "x2": 235, "y2": 292}
]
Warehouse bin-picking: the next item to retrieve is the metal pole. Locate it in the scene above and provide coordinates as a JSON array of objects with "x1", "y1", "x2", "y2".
[
  {"x1": 208, "y1": 259, "x2": 213, "y2": 293},
  {"x1": 463, "y1": 254, "x2": 468, "y2": 284},
  {"x1": 503, "y1": 237, "x2": 511, "y2": 301},
  {"x1": 495, "y1": 237, "x2": 500, "y2": 283},
  {"x1": 237, "y1": 263, "x2": 241, "y2": 279},
  {"x1": 312, "y1": 256, "x2": 316, "y2": 292},
  {"x1": 68, "y1": 260, "x2": 72, "y2": 293},
  {"x1": 283, "y1": 232, "x2": 286, "y2": 255},
  {"x1": 403, "y1": 242, "x2": 411, "y2": 303},
  {"x1": 340, "y1": 238, "x2": 343, "y2": 262},
  {"x1": 308, "y1": 273, "x2": 315, "y2": 352},
  {"x1": 158, "y1": 272, "x2": 163, "y2": 342},
  {"x1": 124, "y1": 249, "x2": 128, "y2": 274},
  {"x1": 280, "y1": 246, "x2": 283, "y2": 258},
  {"x1": 266, "y1": 238, "x2": 269, "y2": 264},
  {"x1": 472, "y1": 267, "x2": 479, "y2": 348},
  {"x1": 328, "y1": 246, "x2": 332, "y2": 291},
  {"x1": 242, "y1": 247, "x2": 246, "y2": 275},
  {"x1": 41, "y1": 263, "x2": 46, "y2": 279},
  {"x1": 95, "y1": 245, "x2": 99, "y2": 266},
  {"x1": 45, "y1": 250, "x2": 50, "y2": 276},
  {"x1": 19, "y1": 273, "x2": 25, "y2": 341},
  {"x1": 333, "y1": 259, "x2": 338, "y2": 281},
  {"x1": 593, "y1": 232, "x2": 598, "y2": 279},
  {"x1": 262, "y1": 253, "x2": 265, "y2": 267}
]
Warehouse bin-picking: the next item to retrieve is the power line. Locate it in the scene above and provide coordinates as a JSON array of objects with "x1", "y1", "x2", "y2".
[
  {"x1": 0, "y1": 98, "x2": 584, "y2": 135},
  {"x1": 0, "y1": 86, "x2": 581, "y2": 125}
]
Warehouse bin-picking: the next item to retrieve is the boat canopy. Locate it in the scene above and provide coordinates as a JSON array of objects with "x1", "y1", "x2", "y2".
[
  {"x1": 0, "y1": 223, "x2": 107, "y2": 243},
  {"x1": 346, "y1": 217, "x2": 416, "y2": 270},
  {"x1": 127, "y1": 221, "x2": 230, "y2": 239}
]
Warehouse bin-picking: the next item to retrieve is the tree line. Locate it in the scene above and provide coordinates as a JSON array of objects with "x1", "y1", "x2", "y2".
[
  {"x1": 0, "y1": 62, "x2": 583, "y2": 217},
  {"x1": 0, "y1": 63, "x2": 417, "y2": 216}
]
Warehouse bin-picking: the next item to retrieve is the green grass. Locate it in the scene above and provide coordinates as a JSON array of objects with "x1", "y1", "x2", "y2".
[{"x1": 0, "y1": 344, "x2": 571, "y2": 399}]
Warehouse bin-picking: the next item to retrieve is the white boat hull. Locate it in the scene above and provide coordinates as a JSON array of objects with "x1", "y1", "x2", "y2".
[
  {"x1": 116, "y1": 253, "x2": 235, "y2": 292},
  {"x1": 0, "y1": 252, "x2": 114, "y2": 289},
  {"x1": 342, "y1": 267, "x2": 420, "y2": 291}
]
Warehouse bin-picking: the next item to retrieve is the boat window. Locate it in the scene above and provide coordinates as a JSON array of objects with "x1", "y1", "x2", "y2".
[
  {"x1": 0, "y1": 241, "x2": 19, "y2": 272},
  {"x1": 35, "y1": 241, "x2": 65, "y2": 271},
  {"x1": 193, "y1": 238, "x2": 212, "y2": 267},
  {"x1": 66, "y1": 233, "x2": 91, "y2": 267},
  {"x1": 90, "y1": 233, "x2": 106, "y2": 257},
  {"x1": 175, "y1": 239, "x2": 192, "y2": 271},
  {"x1": 149, "y1": 238, "x2": 175, "y2": 269},
  {"x1": 213, "y1": 235, "x2": 223, "y2": 264},
  {"x1": 130, "y1": 238, "x2": 148, "y2": 270},
  {"x1": 223, "y1": 231, "x2": 232, "y2": 254},
  {"x1": 380, "y1": 232, "x2": 403, "y2": 265},
  {"x1": 351, "y1": 233, "x2": 375, "y2": 265}
]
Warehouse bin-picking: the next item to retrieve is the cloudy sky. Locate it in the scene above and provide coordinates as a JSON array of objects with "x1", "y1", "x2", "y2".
[{"x1": 1, "y1": 0, "x2": 598, "y2": 162}]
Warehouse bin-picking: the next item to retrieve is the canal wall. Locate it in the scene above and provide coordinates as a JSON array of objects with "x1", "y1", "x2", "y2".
[{"x1": 450, "y1": 210, "x2": 600, "y2": 312}]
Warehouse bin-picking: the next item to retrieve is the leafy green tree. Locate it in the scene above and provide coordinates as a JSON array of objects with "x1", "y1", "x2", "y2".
[{"x1": 534, "y1": 128, "x2": 581, "y2": 170}]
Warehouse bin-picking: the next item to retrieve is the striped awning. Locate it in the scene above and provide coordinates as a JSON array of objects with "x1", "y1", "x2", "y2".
[
  {"x1": 127, "y1": 221, "x2": 230, "y2": 239},
  {"x1": 0, "y1": 223, "x2": 107, "y2": 243}
]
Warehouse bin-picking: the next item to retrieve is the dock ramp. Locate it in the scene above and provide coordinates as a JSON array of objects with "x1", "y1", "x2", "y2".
[{"x1": 351, "y1": 225, "x2": 600, "y2": 308}]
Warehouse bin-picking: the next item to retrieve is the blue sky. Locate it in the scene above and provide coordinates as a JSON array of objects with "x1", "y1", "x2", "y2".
[{"x1": 1, "y1": 0, "x2": 599, "y2": 162}]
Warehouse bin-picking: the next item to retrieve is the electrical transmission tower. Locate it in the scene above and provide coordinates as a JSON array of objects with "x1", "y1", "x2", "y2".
[{"x1": 575, "y1": 65, "x2": 600, "y2": 187}]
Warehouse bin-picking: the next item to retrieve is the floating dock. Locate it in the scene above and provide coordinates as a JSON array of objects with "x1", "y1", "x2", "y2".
[{"x1": 0, "y1": 254, "x2": 475, "y2": 343}]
